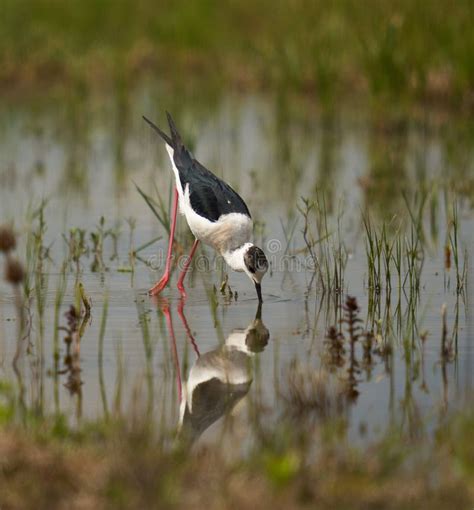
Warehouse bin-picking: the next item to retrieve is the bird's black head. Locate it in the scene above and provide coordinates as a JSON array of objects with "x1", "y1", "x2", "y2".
[
  {"x1": 245, "y1": 323, "x2": 270, "y2": 353},
  {"x1": 244, "y1": 245, "x2": 268, "y2": 277},
  {"x1": 244, "y1": 245, "x2": 268, "y2": 302}
]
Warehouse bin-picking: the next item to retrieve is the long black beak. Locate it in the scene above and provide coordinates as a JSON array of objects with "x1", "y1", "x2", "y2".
[{"x1": 255, "y1": 282, "x2": 263, "y2": 303}]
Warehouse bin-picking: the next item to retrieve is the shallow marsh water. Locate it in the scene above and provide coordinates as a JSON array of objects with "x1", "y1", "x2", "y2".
[{"x1": 0, "y1": 85, "x2": 473, "y2": 449}]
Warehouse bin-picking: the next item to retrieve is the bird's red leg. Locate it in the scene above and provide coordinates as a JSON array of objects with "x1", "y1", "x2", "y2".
[
  {"x1": 149, "y1": 188, "x2": 179, "y2": 296},
  {"x1": 161, "y1": 300, "x2": 182, "y2": 401},
  {"x1": 176, "y1": 239, "x2": 200, "y2": 297},
  {"x1": 177, "y1": 298, "x2": 200, "y2": 357}
]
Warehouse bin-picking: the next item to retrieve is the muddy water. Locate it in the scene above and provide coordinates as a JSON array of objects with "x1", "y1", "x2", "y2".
[{"x1": 0, "y1": 87, "x2": 473, "y2": 445}]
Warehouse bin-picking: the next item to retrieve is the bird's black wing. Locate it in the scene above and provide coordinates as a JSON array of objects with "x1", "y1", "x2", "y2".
[
  {"x1": 180, "y1": 158, "x2": 251, "y2": 222},
  {"x1": 143, "y1": 113, "x2": 251, "y2": 222}
]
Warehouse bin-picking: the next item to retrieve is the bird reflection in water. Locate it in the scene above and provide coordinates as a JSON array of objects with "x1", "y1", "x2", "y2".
[{"x1": 158, "y1": 299, "x2": 269, "y2": 445}]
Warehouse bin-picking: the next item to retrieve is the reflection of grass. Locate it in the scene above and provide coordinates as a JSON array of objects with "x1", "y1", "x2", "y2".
[{"x1": 1, "y1": 0, "x2": 474, "y2": 104}]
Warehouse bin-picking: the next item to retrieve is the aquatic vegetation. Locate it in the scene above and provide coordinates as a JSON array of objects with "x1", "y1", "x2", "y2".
[
  {"x1": 447, "y1": 203, "x2": 468, "y2": 293},
  {"x1": 89, "y1": 217, "x2": 110, "y2": 272},
  {"x1": 63, "y1": 228, "x2": 88, "y2": 274},
  {"x1": 324, "y1": 326, "x2": 345, "y2": 368},
  {"x1": 440, "y1": 303, "x2": 455, "y2": 363},
  {"x1": 0, "y1": 225, "x2": 16, "y2": 253},
  {"x1": 135, "y1": 183, "x2": 171, "y2": 236},
  {"x1": 59, "y1": 306, "x2": 85, "y2": 395},
  {"x1": 362, "y1": 197, "x2": 427, "y2": 295},
  {"x1": 322, "y1": 296, "x2": 394, "y2": 403},
  {"x1": 297, "y1": 195, "x2": 347, "y2": 293},
  {"x1": 1, "y1": 79, "x2": 474, "y2": 509},
  {"x1": 280, "y1": 360, "x2": 346, "y2": 422},
  {"x1": 0, "y1": 227, "x2": 24, "y2": 290},
  {"x1": 0, "y1": 225, "x2": 26, "y2": 353},
  {"x1": 298, "y1": 188, "x2": 454, "y2": 298},
  {"x1": 64, "y1": 217, "x2": 125, "y2": 273},
  {"x1": 218, "y1": 274, "x2": 238, "y2": 303}
]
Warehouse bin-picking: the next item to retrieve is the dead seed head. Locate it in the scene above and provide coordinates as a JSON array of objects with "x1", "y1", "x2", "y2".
[
  {"x1": 343, "y1": 296, "x2": 359, "y2": 313},
  {"x1": 5, "y1": 258, "x2": 24, "y2": 285},
  {"x1": 0, "y1": 226, "x2": 16, "y2": 254}
]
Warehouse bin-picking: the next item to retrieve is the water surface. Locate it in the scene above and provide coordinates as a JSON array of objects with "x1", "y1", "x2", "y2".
[{"x1": 0, "y1": 87, "x2": 473, "y2": 447}]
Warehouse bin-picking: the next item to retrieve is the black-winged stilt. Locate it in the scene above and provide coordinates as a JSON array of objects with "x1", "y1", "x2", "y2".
[{"x1": 143, "y1": 113, "x2": 268, "y2": 302}]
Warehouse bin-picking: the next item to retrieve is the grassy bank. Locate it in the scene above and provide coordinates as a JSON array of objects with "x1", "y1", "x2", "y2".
[
  {"x1": 2, "y1": 0, "x2": 474, "y2": 105},
  {"x1": 0, "y1": 403, "x2": 473, "y2": 509}
]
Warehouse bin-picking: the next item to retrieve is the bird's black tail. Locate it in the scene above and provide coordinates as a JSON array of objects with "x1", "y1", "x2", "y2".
[
  {"x1": 165, "y1": 112, "x2": 184, "y2": 149},
  {"x1": 142, "y1": 115, "x2": 173, "y2": 146},
  {"x1": 142, "y1": 112, "x2": 183, "y2": 151}
]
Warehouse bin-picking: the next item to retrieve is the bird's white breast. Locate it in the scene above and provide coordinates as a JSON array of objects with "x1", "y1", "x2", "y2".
[
  {"x1": 184, "y1": 202, "x2": 252, "y2": 253},
  {"x1": 183, "y1": 347, "x2": 251, "y2": 413}
]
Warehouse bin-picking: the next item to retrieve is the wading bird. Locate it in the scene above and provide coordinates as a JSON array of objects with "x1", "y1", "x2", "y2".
[{"x1": 144, "y1": 113, "x2": 268, "y2": 302}]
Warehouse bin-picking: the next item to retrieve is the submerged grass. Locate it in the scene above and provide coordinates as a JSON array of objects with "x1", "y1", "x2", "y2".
[
  {"x1": 447, "y1": 203, "x2": 468, "y2": 293},
  {"x1": 298, "y1": 188, "x2": 445, "y2": 299},
  {"x1": 297, "y1": 195, "x2": 347, "y2": 294}
]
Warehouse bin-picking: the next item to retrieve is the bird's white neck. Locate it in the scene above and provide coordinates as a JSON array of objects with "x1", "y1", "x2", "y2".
[
  {"x1": 225, "y1": 329, "x2": 255, "y2": 356},
  {"x1": 222, "y1": 243, "x2": 253, "y2": 272}
]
